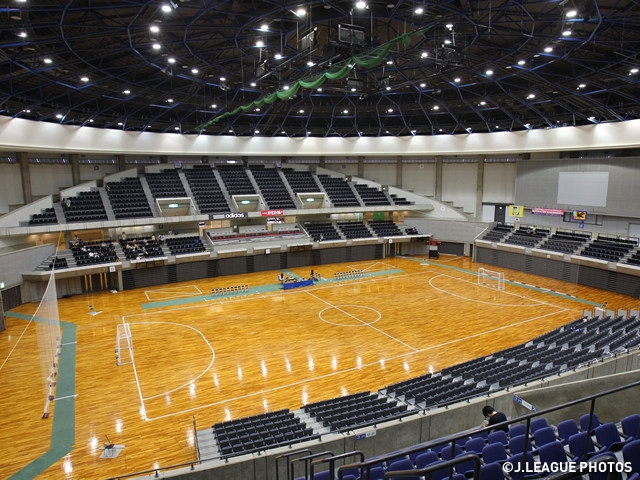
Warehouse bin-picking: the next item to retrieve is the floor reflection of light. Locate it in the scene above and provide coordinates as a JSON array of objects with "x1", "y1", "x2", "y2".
[
  {"x1": 189, "y1": 382, "x2": 196, "y2": 399},
  {"x1": 139, "y1": 405, "x2": 147, "y2": 420},
  {"x1": 403, "y1": 361, "x2": 410, "y2": 373},
  {"x1": 380, "y1": 358, "x2": 386, "y2": 369},
  {"x1": 307, "y1": 355, "x2": 314, "y2": 371},
  {"x1": 224, "y1": 407, "x2": 231, "y2": 421},
  {"x1": 301, "y1": 386, "x2": 309, "y2": 405},
  {"x1": 428, "y1": 364, "x2": 435, "y2": 374},
  {"x1": 90, "y1": 436, "x2": 99, "y2": 452},
  {"x1": 165, "y1": 392, "x2": 172, "y2": 405},
  {"x1": 356, "y1": 356, "x2": 363, "y2": 369},
  {"x1": 331, "y1": 356, "x2": 338, "y2": 371},
  {"x1": 285, "y1": 358, "x2": 292, "y2": 372},
  {"x1": 63, "y1": 454, "x2": 73, "y2": 475},
  {"x1": 237, "y1": 365, "x2": 243, "y2": 380},
  {"x1": 115, "y1": 419, "x2": 123, "y2": 433},
  {"x1": 261, "y1": 360, "x2": 268, "y2": 378},
  {"x1": 263, "y1": 398, "x2": 269, "y2": 411},
  {"x1": 213, "y1": 373, "x2": 220, "y2": 388},
  {"x1": 186, "y1": 427, "x2": 194, "y2": 447},
  {"x1": 341, "y1": 386, "x2": 348, "y2": 397}
]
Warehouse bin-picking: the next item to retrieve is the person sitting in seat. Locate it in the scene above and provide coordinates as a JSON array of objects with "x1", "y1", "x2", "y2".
[{"x1": 482, "y1": 406, "x2": 508, "y2": 432}]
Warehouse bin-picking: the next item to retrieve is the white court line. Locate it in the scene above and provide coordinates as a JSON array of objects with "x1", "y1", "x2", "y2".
[
  {"x1": 143, "y1": 307, "x2": 567, "y2": 421},
  {"x1": 428, "y1": 272, "x2": 563, "y2": 309},
  {"x1": 144, "y1": 284, "x2": 201, "y2": 301},
  {"x1": 125, "y1": 321, "x2": 215, "y2": 420},
  {"x1": 304, "y1": 289, "x2": 419, "y2": 352}
]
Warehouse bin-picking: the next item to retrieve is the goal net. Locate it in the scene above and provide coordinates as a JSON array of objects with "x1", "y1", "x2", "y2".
[
  {"x1": 116, "y1": 320, "x2": 134, "y2": 366},
  {"x1": 477, "y1": 267, "x2": 505, "y2": 291}
]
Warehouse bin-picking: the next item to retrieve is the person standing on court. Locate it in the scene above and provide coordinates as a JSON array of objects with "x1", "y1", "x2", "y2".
[{"x1": 481, "y1": 405, "x2": 508, "y2": 432}]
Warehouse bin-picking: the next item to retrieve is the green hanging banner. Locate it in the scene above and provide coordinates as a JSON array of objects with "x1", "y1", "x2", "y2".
[{"x1": 197, "y1": 25, "x2": 432, "y2": 131}]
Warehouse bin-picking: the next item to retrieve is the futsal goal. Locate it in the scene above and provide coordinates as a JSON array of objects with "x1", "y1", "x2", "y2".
[
  {"x1": 477, "y1": 267, "x2": 505, "y2": 291},
  {"x1": 116, "y1": 320, "x2": 134, "y2": 366}
]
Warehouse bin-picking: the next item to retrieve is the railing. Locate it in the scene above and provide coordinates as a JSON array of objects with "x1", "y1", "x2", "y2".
[
  {"x1": 104, "y1": 379, "x2": 640, "y2": 480},
  {"x1": 192, "y1": 416, "x2": 200, "y2": 462},
  {"x1": 338, "y1": 379, "x2": 640, "y2": 480}
]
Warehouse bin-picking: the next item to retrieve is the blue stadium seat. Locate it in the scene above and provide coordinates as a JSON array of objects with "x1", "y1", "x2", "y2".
[
  {"x1": 595, "y1": 422, "x2": 626, "y2": 452},
  {"x1": 557, "y1": 419, "x2": 580, "y2": 444},
  {"x1": 465, "y1": 437, "x2": 487, "y2": 455},
  {"x1": 621, "y1": 414, "x2": 640, "y2": 441},
  {"x1": 580, "y1": 413, "x2": 601, "y2": 433},
  {"x1": 568, "y1": 431, "x2": 597, "y2": 461},
  {"x1": 538, "y1": 441, "x2": 570, "y2": 475},
  {"x1": 479, "y1": 462, "x2": 505, "y2": 480},
  {"x1": 508, "y1": 452, "x2": 536, "y2": 480},
  {"x1": 441, "y1": 444, "x2": 463, "y2": 461},
  {"x1": 487, "y1": 430, "x2": 509, "y2": 446},
  {"x1": 509, "y1": 434, "x2": 533, "y2": 455},
  {"x1": 623, "y1": 439, "x2": 640, "y2": 478},
  {"x1": 533, "y1": 426, "x2": 558, "y2": 447},
  {"x1": 482, "y1": 442, "x2": 508, "y2": 465},
  {"x1": 509, "y1": 424, "x2": 527, "y2": 439},
  {"x1": 387, "y1": 457, "x2": 418, "y2": 480},
  {"x1": 415, "y1": 451, "x2": 440, "y2": 469},
  {"x1": 529, "y1": 417, "x2": 549, "y2": 434}
]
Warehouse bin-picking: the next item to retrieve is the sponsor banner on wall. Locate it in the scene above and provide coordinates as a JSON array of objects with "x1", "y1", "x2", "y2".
[
  {"x1": 261, "y1": 209, "x2": 284, "y2": 217},
  {"x1": 509, "y1": 205, "x2": 524, "y2": 217},
  {"x1": 210, "y1": 212, "x2": 249, "y2": 220},
  {"x1": 531, "y1": 207, "x2": 565, "y2": 217}
]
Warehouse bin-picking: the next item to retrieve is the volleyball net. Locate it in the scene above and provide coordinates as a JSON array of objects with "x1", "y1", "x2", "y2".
[{"x1": 34, "y1": 238, "x2": 63, "y2": 419}]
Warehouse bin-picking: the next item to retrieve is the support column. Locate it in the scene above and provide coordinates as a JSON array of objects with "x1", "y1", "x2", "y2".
[
  {"x1": 116, "y1": 154, "x2": 126, "y2": 172},
  {"x1": 434, "y1": 155, "x2": 443, "y2": 202},
  {"x1": 69, "y1": 153, "x2": 81, "y2": 186},
  {"x1": 475, "y1": 155, "x2": 485, "y2": 220},
  {"x1": 396, "y1": 155, "x2": 402, "y2": 188},
  {"x1": 17, "y1": 151, "x2": 32, "y2": 205},
  {"x1": 357, "y1": 156, "x2": 364, "y2": 178}
]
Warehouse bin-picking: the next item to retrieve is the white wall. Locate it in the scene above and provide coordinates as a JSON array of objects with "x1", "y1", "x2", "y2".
[
  {"x1": 80, "y1": 163, "x2": 118, "y2": 182},
  {"x1": 483, "y1": 162, "x2": 516, "y2": 204},
  {"x1": 442, "y1": 163, "x2": 478, "y2": 214},
  {"x1": 30, "y1": 163, "x2": 73, "y2": 196},
  {"x1": 402, "y1": 163, "x2": 436, "y2": 196},
  {"x1": 2, "y1": 116, "x2": 640, "y2": 157},
  {"x1": 363, "y1": 162, "x2": 396, "y2": 185},
  {"x1": 0, "y1": 163, "x2": 24, "y2": 214}
]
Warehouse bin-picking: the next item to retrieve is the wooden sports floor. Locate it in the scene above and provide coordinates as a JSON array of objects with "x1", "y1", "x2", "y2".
[{"x1": 1, "y1": 255, "x2": 636, "y2": 479}]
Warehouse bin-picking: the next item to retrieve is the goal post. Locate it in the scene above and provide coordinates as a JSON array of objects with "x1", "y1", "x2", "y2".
[
  {"x1": 116, "y1": 320, "x2": 134, "y2": 366},
  {"x1": 477, "y1": 267, "x2": 505, "y2": 291}
]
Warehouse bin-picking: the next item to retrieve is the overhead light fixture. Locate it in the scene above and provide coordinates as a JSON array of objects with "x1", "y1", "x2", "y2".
[
  {"x1": 356, "y1": 1, "x2": 367, "y2": 9},
  {"x1": 415, "y1": 7, "x2": 424, "y2": 14},
  {"x1": 152, "y1": 43, "x2": 161, "y2": 50},
  {"x1": 485, "y1": 69, "x2": 494, "y2": 76},
  {"x1": 150, "y1": 25, "x2": 160, "y2": 33},
  {"x1": 544, "y1": 46, "x2": 553, "y2": 53},
  {"x1": 167, "y1": 57, "x2": 176, "y2": 64},
  {"x1": 566, "y1": 9, "x2": 578, "y2": 18},
  {"x1": 562, "y1": 29, "x2": 572, "y2": 36}
]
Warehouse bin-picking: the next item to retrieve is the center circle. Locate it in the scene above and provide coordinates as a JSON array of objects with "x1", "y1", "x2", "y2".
[{"x1": 319, "y1": 305, "x2": 381, "y2": 326}]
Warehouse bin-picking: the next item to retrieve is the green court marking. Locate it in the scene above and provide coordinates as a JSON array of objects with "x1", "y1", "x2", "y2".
[
  {"x1": 141, "y1": 269, "x2": 405, "y2": 309},
  {"x1": 5, "y1": 312, "x2": 76, "y2": 480},
  {"x1": 403, "y1": 256, "x2": 601, "y2": 306}
]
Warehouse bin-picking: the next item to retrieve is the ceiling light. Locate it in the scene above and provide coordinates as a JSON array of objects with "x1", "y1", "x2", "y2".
[
  {"x1": 80, "y1": 76, "x2": 89, "y2": 82},
  {"x1": 211, "y1": 104, "x2": 217, "y2": 108},
  {"x1": 419, "y1": 82, "x2": 426, "y2": 88},
  {"x1": 299, "y1": 109, "x2": 305, "y2": 114},
  {"x1": 479, "y1": 101, "x2": 486, "y2": 106},
  {"x1": 174, "y1": 126, "x2": 180, "y2": 131},
  {"x1": 260, "y1": 24, "x2": 269, "y2": 31},
  {"x1": 283, "y1": 85, "x2": 289, "y2": 90},
  {"x1": 18, "y1": 31, "x2": 27, "y2": 38},
  {"x1": 517, "y1": 60, "x2": 525, "y2": 65},
  {"x1": 433, "y1": 105, "x2": 440, "y2": 110},
  {"x1": 415, "y1": 7, "x2": 424, "y2": 14},
  {"x1": 256, "y1": 40, "x2": 264, "y2": 48},
  {"x1": 250, "y1": 81, "x2": 256, "y2": 87},
  {"x1": 444, "y1": 39, "x2": 452, "y2": 45},
  {"x1": 630, "y1": 68, "x2": 639, "y2": 74},
  {"x1": 150, "y1": 25, "x2": 160, "y2": 33},
  {"x1": 387, "y1": 108, "x2": 394, "y2": 113},
  {"x1": 562, "y1": 29, "x2": 572, "y2": 36},
  {"x1": 152, "y1": 43, "x2": 161, "y2": 50},
  {"x1": 296, "y1": 8, "x2": 306, "y2": 16},
  {"x1": 316, "y1": 87, "x2": 322, "y2": 92},
  {"x1": 161, "y1": 5, "x2": 172, "y2": 13},
  {"x1": 56, "y1": 114, "x2": 63, "y2": 119},
  {"x1": 454, "y1": 77, "x2": 461, "y2": 83},
  {"x1": 420, "y1": 52, "x2": 428, "y2": 58},
  {"x1": 123, "y1": 89, "x2": 131, "y2": 95},
  {"x1": 307, "y1": 60, "x2": 314, "y2": 66},
  {"x1": 343, "y1": 109, "x2": 349, "y2": 114},
  {"x1": 117, "y1": 121, "x2": 123, "y2": 126},
  {"x1": 220, "y1": 76, "x2": 226, "y2": 82},
  {"x1": 254, "y1": 130, "x2": 260, "y2": 134},
  {"x1": 191, "y1": 68, "x2": 199, "y2": 74},
  {"x1": 526, "y1": 93, "x2": 535, "y2": 99},
  {"x1": 566, "y1": 9, "x2": 577, "y2": 18},
  {"x1": 167, "y1": 98, "x2": 174, "y2": 103},
  {"x1": 255, "y1": 107, "x2": 261, "y2": 112},
  {"x1": 356, "y1": 1, "x2": 367, "y2": 9},
  {"x1": 274, "y1": 53, "x2": 282, "y2": 60},
  {"x1": 167, "y1": 57, "x2": 176, "y2": 64},
  {"x1": 544, "y1": 46, "x2": 553, "y2": 53},
  {"x1": 43, "y1": 58, "x2": 52, "y2": 64},
  {"x1": 485, "y1": 69, "x2": 494, "y2": 76}
]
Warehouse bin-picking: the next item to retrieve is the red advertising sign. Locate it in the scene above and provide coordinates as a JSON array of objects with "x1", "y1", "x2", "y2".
[
  {"x1": 531, "y1": 207, "x2": 565, "y2": 217},
  {"x1": 261, "y1": 209, "x2": 284, "y2": 217}
]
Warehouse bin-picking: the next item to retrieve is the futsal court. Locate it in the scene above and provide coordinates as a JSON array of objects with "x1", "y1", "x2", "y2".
[{"x1": 1, "y1": 255, "x2": 634, "y2": 479}]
